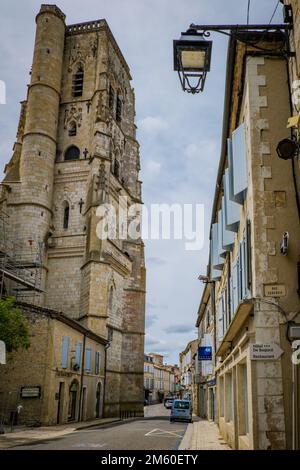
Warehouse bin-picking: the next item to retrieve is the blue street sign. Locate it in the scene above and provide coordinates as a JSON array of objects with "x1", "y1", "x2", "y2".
[{"x1": 198, "y1": 346, "x2": 212, "y2": 361}]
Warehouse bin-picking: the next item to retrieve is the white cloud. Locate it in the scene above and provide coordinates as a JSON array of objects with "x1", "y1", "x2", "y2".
[
  {"x1": 145, "y1": 334, "x2": 166, "y2": 348},
  {"x1": 138, "y1": 116, "x2": 169, "y2": 134},
  {"x1": 145, "y1": 160, "x2": 162, "y2": 176}
]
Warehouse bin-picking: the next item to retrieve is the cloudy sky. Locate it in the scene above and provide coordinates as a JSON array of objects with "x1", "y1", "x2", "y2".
[{"x1": 0, "y1": 0, "x2": 282, "y2": 363}]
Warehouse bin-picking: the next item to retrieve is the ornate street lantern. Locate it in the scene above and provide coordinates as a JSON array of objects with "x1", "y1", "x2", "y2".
[
  {"x1": 173, "y1": 29, "x2": 212, "y2": 94},
  {"x1": 173, "y1": 20, "x2": 293, "y2": 94}
]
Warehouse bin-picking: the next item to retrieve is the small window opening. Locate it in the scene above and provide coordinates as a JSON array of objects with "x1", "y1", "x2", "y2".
[
  {"x1": 72, "y1": 65, "x2": 84, "y2": 97},
  {"x1": 63, "y1": 203, "x2": 70, "y2": 229},
  {"x1": 116, "y1": 95, "x2": 122, "y2": 122}
]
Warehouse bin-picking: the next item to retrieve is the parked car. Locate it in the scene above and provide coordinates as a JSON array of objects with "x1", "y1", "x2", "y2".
[
  {"x1": 164, "y1": 397, "x2": 174, "y2": 409},
  {"x1": 170, "y1": 399, "x2": 192, "y2": 423}
]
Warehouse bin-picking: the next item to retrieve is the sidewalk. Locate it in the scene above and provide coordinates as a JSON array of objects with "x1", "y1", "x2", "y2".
[
  {"x1": 179, "y1": 419, "x2": 231, "y2": 450},
  {"x1": 0, "y1": 417, "x2": 121, "y2": 449}
]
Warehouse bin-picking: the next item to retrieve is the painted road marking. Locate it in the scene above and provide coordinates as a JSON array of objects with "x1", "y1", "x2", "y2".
[
  {"x1": 145, "y1": 428, "x2": 185, "y2": 438},
  {"x1": 71, "y1": 442, "x2": 107, "y2": 448}
]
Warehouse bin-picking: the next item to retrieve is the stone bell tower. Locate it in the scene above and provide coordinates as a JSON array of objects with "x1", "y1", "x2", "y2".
[{"x1": 1, "y1": 4, "x2": 146, "y2": 418}]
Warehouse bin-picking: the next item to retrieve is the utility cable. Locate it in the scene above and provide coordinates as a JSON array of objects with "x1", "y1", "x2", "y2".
[
  {"x1": 247, "y1": 0, "x2": 251, "y2": 25},
  {"x1": 269, "y1": 0, "x2": 281, "y2": 24}
]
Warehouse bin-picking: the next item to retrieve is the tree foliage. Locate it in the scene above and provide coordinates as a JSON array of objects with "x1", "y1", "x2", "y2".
[{"x1": 0, "y1": 297, "x2": 30, "y2": 353}]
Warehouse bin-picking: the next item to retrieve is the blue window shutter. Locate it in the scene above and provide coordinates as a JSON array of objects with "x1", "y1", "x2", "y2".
[
  {"x1": 232, "y1": 123, "x2": 247, "y2": 199},
  {"x1": 222, "y1": 292, "x2": 226, "y2": 334},
  {"x1": 221, "y1": 197, "x2": 235, "y2": 251},
  {"x1": 85, "y1": 348, "x2": 92, "y2": 372},
  {"x1": 75, "y1": 342, "x2": 82, "y2": 367},
  {"x1": 223, "y1": 169, "x2": 240, "y2": 232},
  {"x1": 246, "y1": 220, "x2": 252, "y2": 293},
  {"x1": 218, "y1": 210, "x2": 227, "y2": 258},
  {"x1": 95, "y1": 351, "x2": 100, "y2": 375},
  {"x1": 212, "y1": 223, "x2": 224, "y2": 270},
  {"x1": 61, "y1": 336, "x2": 69, "y2": 369},
  {"x1": 230, "y1": 275, "x2": 234, "y2": 322},
  {"x1": 218, "y1": 298, "x2": 224, "y2": 342},
  {"x1": 231, "y1": 260, "x2": 239, "y2": 316},
  {"x1": 228, "y1": 135, "x2": 246, "y2": 205},
  {"x1": 238, "y1": 244, "x2": 243, "y2": 302},
  {"x1": 241, "y1": 236, "x2": 248, "y2": 300}
]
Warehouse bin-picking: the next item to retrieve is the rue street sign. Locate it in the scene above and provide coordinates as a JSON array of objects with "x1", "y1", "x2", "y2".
[{"x1": 250, "y1": 343, "x2": 284, "y2": 361}]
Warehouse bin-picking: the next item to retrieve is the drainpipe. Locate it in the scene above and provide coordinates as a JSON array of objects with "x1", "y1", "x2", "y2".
[
  {"x1": 103, "y1": 341, "x2": 111, "y2": 418},
  {"x1": 210, "y1": 281, "x2": 217, "y2": 368},
  {"x1": 78, "y1": 333, "x2": 86, "y2": 423}
]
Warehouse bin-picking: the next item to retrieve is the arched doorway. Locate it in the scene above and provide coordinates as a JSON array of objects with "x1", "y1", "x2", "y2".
[
  {"x1": 96, "y1": 382, "x2": 102, "y2": 418},
  {"x1": 68, "y1": 380, "x2": 79, "y2": 422}
]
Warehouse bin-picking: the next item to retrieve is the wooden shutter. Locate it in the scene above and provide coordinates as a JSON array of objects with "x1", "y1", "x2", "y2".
[
  {"x1": 218, "y1": 298, "x2": 224, "y2": 342},
  {"x1": 232, "y1": 123, "x2": 248, "y2": 199},
  {"x1": 75, "y1": 342, "x2": 82, "y2": 367},
  {"x1": 95, "y1": 351, "x2": 100, "y2": 375},
  {"x1": 61, "y1": 336, "x2": 69, "y2": 369},
  {"x1": 85, "y1": 348, "x2": 92, "y2": 372},
  {"x1": 246, "y1": 220, "x2": 252, "y2": 292},
  {"x1": 221, "y1": 197, "x2": 235, "y2": 251},
  {"x1": 223, "y1": 168, "x2": 240, "y2": 232},
  {"x1": 212, "y1": 223, "x2": 225, "y2": 270},
  {"x1": 218, "y1": 210, "x2": 227, "y2": 258},
  {"x1": 231, "y1": 259, "x2": 239, "y2": 316}
]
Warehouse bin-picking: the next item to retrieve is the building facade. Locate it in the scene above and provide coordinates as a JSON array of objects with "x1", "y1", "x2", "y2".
[
  {"x1": 195, "y1": 20, "x2": 300, "y2": 450},
  {"x1": 144, "y1": 354, "x2": 154, "y2": 403},
  {"x1": 144, "y1": 353, "x2": 176, "y2": 403},
  {"x1": 195, "y1": 283, "x2": 216, "y2": 420},
  {"x1": 0, "y1": 303, "x2": 106, "y2": 425},
  {"x1": 179, "y1": 340, "x2": 198, "y2": 404},
  {"x1": 0, "y1": 4, "x2": 145, "y2": 419}
]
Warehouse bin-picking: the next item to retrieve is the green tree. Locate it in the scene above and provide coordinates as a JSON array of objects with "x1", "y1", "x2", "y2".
[{"x1": 0, "y1": 297, "x2": 30, "y2": 353}]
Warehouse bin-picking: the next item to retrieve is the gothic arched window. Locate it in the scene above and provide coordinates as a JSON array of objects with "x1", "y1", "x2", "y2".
[
  {"x1": 63, "y1": 202, "x2": 70, "y2": 229},
  {"x1": 72, "y1": 65, "x2": 84, "y2": 97},
  {"x1": 113, "y1": 159, "x2": 120, "y2": 179},
  {"x1": 64, "y1": 145, "x2": 80, "y2": 161},
  {"x1": 109, "y1": 85, "x2": 115, "y2": 111},
  {"x1": 108, "y1": 286, "x2": 114, "y2": 312},
  {"x1": 116, "y1": 94, "x2": 122, "y2": 122},
  {"x1": 68, "y1": 121, "x2": 77, "y2": 137}
]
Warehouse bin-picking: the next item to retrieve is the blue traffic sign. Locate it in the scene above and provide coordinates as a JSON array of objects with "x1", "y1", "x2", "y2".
[{"x1": 198, "y1": 346, "x2": 212, "y2": 361}]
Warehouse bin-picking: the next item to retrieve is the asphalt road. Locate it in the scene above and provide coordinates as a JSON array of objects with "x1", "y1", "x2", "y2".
[{"x1": 15, "y1": 418, "x2": 188, "y2": 451}]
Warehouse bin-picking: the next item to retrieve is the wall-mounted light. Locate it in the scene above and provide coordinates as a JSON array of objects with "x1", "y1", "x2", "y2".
[
  {"x1": 280, "y1": 231, "x2": 289, "y2": 256},
  {"x1": 173, "y1": 29, "x2": 212, "y2": 94},
  {"x1": 276, "y1": 138, "x2": 298, "y2": 160},
  {"x1": 173, "y1": 21, "x2": 293, "y2": 94}
]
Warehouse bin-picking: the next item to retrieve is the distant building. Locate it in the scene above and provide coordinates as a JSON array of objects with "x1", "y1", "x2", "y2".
[
  {"x1": 144, "y1": 354, "x2": 154, "y2": 403},
  {"x1": 195, "y1": 283, "x2": 215, "y2": 420},
  {"x1": 144, "y1": 353, "x2": 176, "y2": 403},
  {"x1": 179, "y1": 340, "x2": 198, "y2": 404}
]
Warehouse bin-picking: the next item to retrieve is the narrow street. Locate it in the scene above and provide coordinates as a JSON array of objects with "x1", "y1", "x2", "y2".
[{"x1": 12, "y1": 405, "x2": 188, "y2": 451}]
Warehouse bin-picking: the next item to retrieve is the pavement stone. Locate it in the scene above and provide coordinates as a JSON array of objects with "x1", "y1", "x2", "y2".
[{"x1": 179, "y1": 420, "x2": 231, "y2": 451}]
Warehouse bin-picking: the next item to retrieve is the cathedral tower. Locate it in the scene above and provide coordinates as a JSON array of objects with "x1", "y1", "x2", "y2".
[{"x1": 1, "y1": 4, "x2": 145, "y2": 418}]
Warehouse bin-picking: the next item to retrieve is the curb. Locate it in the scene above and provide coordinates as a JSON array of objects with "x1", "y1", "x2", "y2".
[{"x1": 178, "y1": 422, "x2": 194, "y2": 450}]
